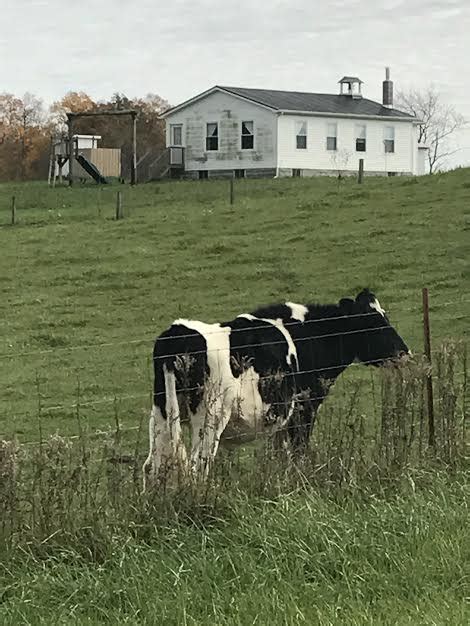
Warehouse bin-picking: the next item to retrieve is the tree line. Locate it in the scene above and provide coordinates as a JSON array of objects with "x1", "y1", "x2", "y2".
[
  {"x1": 0, "y1": 85, "x2": 467, "y2": 181},
  {"x1": 0, "y1": 91, "x2": 169, "y2": 182}
]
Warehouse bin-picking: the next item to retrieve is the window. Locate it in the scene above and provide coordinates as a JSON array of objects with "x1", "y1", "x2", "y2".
[
  {"x1": 355, "y1": 124, "x2": 366, "y2": 152},
  {"x1": 198, "y1": 170, "x2": 208, "y2": 180},
  {"x1": 384, "y1": 126, "x2": 395, "y2": 153},
  {"x1": 234, "y1": 169, "x2": 246, "y2": 178},
  {"x1": 170, "y1": 124, "x2": 182, "y2": 146},
  {"x1": 206, "y1": 123, "x2": 218, "y2": 151},
  {"x1": 296, "y1": 121, "x2": 307, "y2": 149},
  {"x1": 326, "y1": 123, "x2": 337, "y2": 151},
  {"x1": 292, "y1": 169, "x2": 301, "y2": 177},
  {"x1": 241, "y1": 121, "x2": 254, "y2": 149}
]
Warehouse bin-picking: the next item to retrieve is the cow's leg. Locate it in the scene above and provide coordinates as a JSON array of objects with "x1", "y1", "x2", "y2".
[
  {"x1": 190, "y1": 396, "x2": 232, "y2": 480},
  {"x1": 271, "y1": 394, "x2": 296, "y2": 453},
  {"x1": 142, "y1": 404, "x2": 172, "y2": 490},
  {"x1": 287, "y1": 391, "x2": 316, "y2": 453},
  {"x1": 142, "y1": 364, "x2": 188, "y2": 490}
]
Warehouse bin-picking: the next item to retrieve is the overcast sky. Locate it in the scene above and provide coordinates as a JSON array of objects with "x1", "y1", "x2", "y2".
[{"x1": 1, "y1": 0, "x2": 469, "y2": 166}]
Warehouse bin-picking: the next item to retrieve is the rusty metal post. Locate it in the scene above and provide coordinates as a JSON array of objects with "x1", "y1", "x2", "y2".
[{"x1": 422, "y1": 287, "x2": 435, "y2": 448}]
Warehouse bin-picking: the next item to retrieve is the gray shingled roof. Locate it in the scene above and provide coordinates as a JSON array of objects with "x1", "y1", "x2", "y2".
[
  {"x1": 338, "y1": 76, "x2": 363, "y2": 83},
  {"x1": 218, "y1": 86, "x2": 413, "y2": 119}
]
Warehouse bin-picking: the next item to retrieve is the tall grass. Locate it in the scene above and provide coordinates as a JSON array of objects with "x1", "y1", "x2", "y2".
[
  {"x1": 1, "y1": 172, "x2": 469, "y2": 623},
  {"x1": 0, "y1": 345, "x2": 469, "y2": 623},
  {"x1": 1, "y1": 342, "x2": 467, "y2": 556}
]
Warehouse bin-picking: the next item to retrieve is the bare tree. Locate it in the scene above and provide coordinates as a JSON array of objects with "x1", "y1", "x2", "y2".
[
  {"x1": 19, "y1": 93, "x2": 46, "y2": 179},
  {"x1": 396, "y1": 86, "x2": 467, "y2": 174}
]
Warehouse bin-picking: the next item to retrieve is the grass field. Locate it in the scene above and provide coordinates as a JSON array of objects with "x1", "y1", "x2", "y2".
[
  {"x1": 0, "y1": 172, "x2": 469, "y2": 441},
  {"x1": 1, "y1": 171, "x2": 469, "y2": 624},
  {"x1": 1, "y1": 474, "x2": 469, "y2": 625}
]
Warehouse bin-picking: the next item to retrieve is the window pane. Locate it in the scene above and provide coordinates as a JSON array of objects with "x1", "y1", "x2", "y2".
[
  {"x1": 327, "y1": 123, "x2": 337, "y2": 137},
  {"x1": 242, "y1": 121, "x2": 253, "y2": 135},
  {"x1": 241, "y1": 121, "x2": 254, "y2": 149},
  {"x1": 171, "y1": 125, "x2": 182, "y2": 145},
  {"x1": 356, "y1": 125, "x2": 366, "y2": 139},
  {"x1": 355, "y1": 125, "x2": 366, "y2": 152},
  {"x1": 384, "y1": 139, "x2": 395, "y2": 153},
  {"x1": 206, "y1": 123, "x2": 218, "y2": 151},
  {"x1": 327, "y1": 136, "x2": 337, "y2": 151},
  {"x1": 356, "y1": 138, "x2": 366, "y2": 152},
  {"x1": 384, "y1": 126, "x2": 395, "y2": 140},
  {"x1": 296, "y1": 135, "x2": 307, "y2": 149},
  {"x1": 296, "y1": 121, "x2": 307, "y2": 149},
  {"x1": 207, "y1": 123, "x2": 218, "y2": 137},
  {"x1": 242, "y1": 135, "x2": 254, "y2": 149}
]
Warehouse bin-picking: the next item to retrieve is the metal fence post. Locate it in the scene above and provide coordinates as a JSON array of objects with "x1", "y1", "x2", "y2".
[{"x1": 422, "y1": 287, "x2": 435, "y2": 448}]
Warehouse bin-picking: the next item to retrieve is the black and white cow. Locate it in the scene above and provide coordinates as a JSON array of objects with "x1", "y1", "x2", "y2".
[
  {"x1": 143, "y1": 313, "x2": 299, "y2": 486},
  {"x1": 252, "y1": 288, "x2": 410, "y2": 449},
  {"x1": 143, "y1": 289, "x2": 410, "y2": 488}
]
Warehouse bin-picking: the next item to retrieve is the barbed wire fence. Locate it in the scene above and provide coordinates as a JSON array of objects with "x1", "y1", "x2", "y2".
[{"x1": 0, "y1": 290, "x2": 468, "y2": 472}]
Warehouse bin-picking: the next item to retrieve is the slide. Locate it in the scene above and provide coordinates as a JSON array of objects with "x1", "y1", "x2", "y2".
[{"x1": 76, "y1": 154, "x2": 108, "y2": 184}]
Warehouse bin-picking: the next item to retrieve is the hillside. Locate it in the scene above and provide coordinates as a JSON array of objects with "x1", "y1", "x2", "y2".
[
  {"x1": 0, "y1": 171, "x2": 469, "y2": 440},
  {"x1": 1, "y1": 172, "x2": 469, "y2": 625}
]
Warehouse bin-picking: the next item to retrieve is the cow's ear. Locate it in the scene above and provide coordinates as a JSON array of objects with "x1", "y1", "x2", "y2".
[
  {"x1": 355, "y1": 288, "x2": 374, "y2": 303},
  {"x1": 355, "y1": 288, "x2": 376, "y2": 310},
  {"x1": 339, "y1": 298, "x2": 355, "y2": 314}
]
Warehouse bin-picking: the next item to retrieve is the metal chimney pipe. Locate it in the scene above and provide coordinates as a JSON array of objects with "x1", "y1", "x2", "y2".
[{"x1": 383, "y1": 66, "x2": 393, "y2": 108}]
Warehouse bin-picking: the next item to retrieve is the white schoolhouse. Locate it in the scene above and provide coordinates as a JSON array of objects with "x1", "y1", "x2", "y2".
[{"x1": 162, "y1": 69, "x2": 427, "y2": 179}]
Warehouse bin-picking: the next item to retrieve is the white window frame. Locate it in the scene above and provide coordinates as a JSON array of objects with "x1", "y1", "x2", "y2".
[
  {"x1": 296, "y1": 121, "x2": 307, "y2": 150},
  {"x1": 206, "y1": 122, "x2": 219, "y2": 152},
  {"x1": 326, "y1": 122, "x2": 338, "y2": 151},
  {"x1": 355, "y1": 124, "x2": 367, "y2": 152},
  {"x1": 241, "y1": 121, "x2": 254, "y2": 150},
  {"x1": 384, "y1": 126, "x2": 395, "y2": 153},
  {"x1": 170, "y1": 124, "x2": 183, "y2": 146}
]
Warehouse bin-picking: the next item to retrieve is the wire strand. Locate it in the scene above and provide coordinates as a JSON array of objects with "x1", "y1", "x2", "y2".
[{"x1": 0, "y1": 296, "x2": 467, "y2": 362}]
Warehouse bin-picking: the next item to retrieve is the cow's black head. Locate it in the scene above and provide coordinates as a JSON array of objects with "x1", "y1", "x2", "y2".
[{"x1": 339, "y1": 289, "x2": 410, "y2": 367}]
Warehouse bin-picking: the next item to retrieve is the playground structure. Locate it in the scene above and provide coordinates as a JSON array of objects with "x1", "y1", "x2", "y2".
[
  {"x1": 47, "y1": 109, "x2": 138, "y2": 186},
  {"x1": 48, "y1": 134, "x2": 121, "y2": 186}
]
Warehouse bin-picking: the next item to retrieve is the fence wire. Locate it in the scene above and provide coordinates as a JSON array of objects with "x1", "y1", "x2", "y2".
[
  {"x1": 2, "y1": 296, "x2": 468, "y2": 450},
  {"x1": 0, "y1": 296, "x2": 468, "y2": 362}
]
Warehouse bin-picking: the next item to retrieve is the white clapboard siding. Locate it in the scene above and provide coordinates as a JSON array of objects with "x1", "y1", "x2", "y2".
[
  {"x1": 165, "y1": 91, "x2": 277, "y2": 172},
  {"x1": 164, "y1": 89, "x2": 421, "y2": 176},
  {"x1": 277, "y1": 115, "x2": 416, "y2": 174}
]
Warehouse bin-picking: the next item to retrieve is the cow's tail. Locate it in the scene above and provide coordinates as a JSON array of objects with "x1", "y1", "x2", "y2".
[
  {"x1": 162, "y1": 361, "x2": 179, "y2": 422},
  {"x1": 143, "y1": 338, "x2": 187, "y2": 490}
]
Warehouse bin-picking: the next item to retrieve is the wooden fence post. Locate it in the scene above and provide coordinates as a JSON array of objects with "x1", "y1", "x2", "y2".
[
  {"x1": 130, "y1": 112, "x2": 137, "y2": 186},
  {"x1": 11, "y1": 196, "x2": 17, "y2": 225},
  {"x1": 67, "y1": 116, "x2": 74, "y2": 187},
  {"x1": 229, "y1": 177, "x2": 234, "y2": 205},
  {"x1": 116, "y1": 191, "x2": 123, "y2": 220},
  {"x1": 422, "y1": 287, "x2": 435, "y2": 448},
  {"x1": 358, "y1": 158, "x2": 364, "y2": 184}
]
